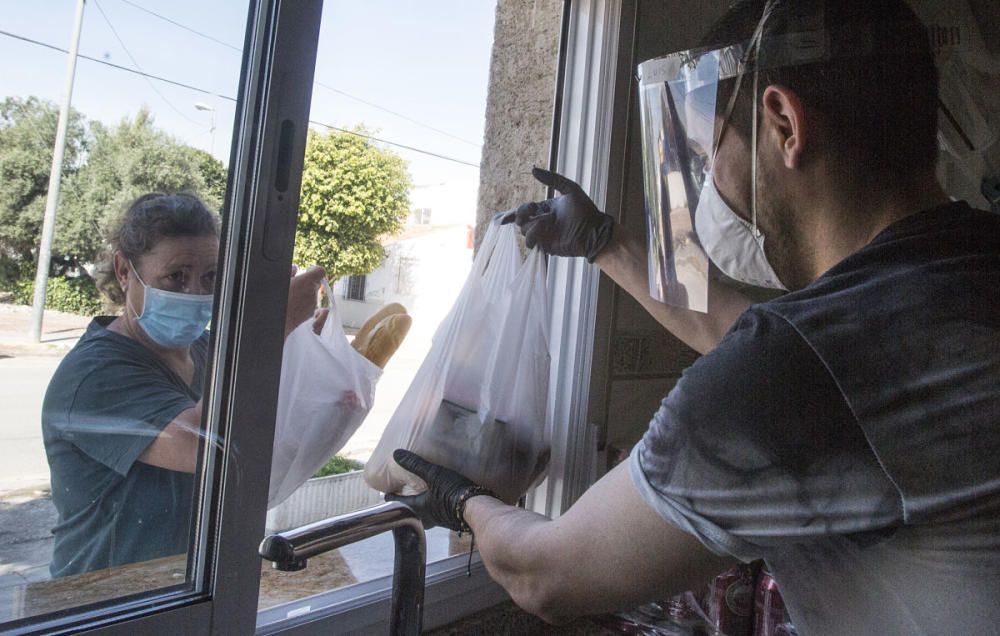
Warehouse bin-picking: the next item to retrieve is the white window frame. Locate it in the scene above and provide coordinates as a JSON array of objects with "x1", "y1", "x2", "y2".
[{"x1": 528, "y1": 0, "x2": 628, "y2": 518}]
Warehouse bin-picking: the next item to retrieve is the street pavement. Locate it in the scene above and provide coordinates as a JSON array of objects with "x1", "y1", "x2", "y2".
[
  {"x1": 0, "y1": 304, "x2": 89, "y2": 491},
  {"x1": 0, "y1": 305, "x2": 90, "y2": 591}
]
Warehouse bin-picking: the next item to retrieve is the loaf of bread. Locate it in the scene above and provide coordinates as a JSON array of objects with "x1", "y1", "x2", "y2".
[
  {"x1": 361, "y1": 313, "x2": 412, "y2": 368},
  {"x1": 353, "y1": 302, "x2": 407, "y2": 347},
  {"x1": 351, "y1": 304, "x2": 411, "y2": 368}
]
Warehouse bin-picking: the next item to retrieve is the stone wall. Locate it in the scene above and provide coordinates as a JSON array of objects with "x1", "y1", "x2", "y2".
[{"x1": 474, "y1": 0, "x2": 564, "y2": 247}]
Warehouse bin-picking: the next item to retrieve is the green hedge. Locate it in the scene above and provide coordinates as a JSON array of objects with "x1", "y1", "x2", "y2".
[
  {"x1": 12, "y1": 275, "x2": 104, "y2": 316},
  {"x1": 313, "y1": 456, "x2": 365, "y2": 478}
]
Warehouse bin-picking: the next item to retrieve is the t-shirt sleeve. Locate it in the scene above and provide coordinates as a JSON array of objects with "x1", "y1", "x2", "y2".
[
  {"x1": 61, "y1": 359, "x2": 197, "y2": 477},
  {"x1": 629, "y1": 308, "x2": 903, "y2": 563}
]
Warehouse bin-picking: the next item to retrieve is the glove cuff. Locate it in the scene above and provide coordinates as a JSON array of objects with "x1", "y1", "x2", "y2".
[
  {"x1": 585, "y1": 214, "x2": 615, "y2": 263},
  {"x1": 454, "y1": 485, "x2": 498, "y2": 533}
]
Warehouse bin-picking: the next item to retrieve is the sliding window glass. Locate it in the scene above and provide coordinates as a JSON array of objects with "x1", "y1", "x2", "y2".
[
  {"x1": 256, "y1": 0, "x2": 525, "y2": 624},
  {"x1": 0, "y1": 0, "x2": 246, "y2": 627}
]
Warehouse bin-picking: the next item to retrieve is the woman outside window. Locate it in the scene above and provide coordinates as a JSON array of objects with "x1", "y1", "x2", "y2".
[{"x1": 41, "y1": 193, "x2": 325, "y2": 577}]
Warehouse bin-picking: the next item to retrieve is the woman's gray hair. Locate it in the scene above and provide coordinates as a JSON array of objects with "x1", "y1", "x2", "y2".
[{"x1": 95, "y1": 192, "x2": 220, "y2": 306}]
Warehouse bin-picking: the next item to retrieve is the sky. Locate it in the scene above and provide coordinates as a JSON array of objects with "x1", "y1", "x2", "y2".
[{"x1": 0, "y1": 0, "x2": 497, "y2": 224}]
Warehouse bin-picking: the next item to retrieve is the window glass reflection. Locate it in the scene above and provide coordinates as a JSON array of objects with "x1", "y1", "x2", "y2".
[
  {"x1": 43, "y1": 194, "x2": 217, "y2": 580},
  {"x1": 0, "y1": 0, "x2": 247, "y2": 623},
  {"x1": 258, "y1": 0, "x2": 512, "y2": 616}
]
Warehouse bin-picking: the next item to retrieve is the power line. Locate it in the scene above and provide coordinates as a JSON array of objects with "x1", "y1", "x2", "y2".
[
  {"x1": 0, "y1": 29, "x2": 232, "y2": 100},
  {"x1": 115, "y1": 0, "x2": 483, "y2": 148},
  {"x1": 117, "y1": 0, "x2": 241, "y2": 53},
  {"x1": 93, "y1": 0, "x2": 202, "y2": 126},
  {"x1": 0, "y1": 29, "x2": 481, "y2": 168},
  {"x1": 307, "y1": 120, "x2": 481, "y2": 168},
  {"x1": 313, "y1": 81, "x2": 482, "y2": 148}
]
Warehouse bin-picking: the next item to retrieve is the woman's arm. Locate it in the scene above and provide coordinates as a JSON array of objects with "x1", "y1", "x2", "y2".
[
  {"x1": 594, "y1": 222, "x2": 750, "y2": 354},
  {"x1": 285, "y1": 265, "x2": 327, "y2": 338},
  {"x1": 137, "y1": 400, "x2": 203, "y2": 473}
]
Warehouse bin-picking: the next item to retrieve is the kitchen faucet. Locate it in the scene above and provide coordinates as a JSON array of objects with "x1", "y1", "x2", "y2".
[{"x1": 259, "y1": 501, "x2": 426, "y2": 636}]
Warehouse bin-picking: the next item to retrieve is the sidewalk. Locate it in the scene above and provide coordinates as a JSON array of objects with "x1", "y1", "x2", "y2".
[
  {"x1": 0, "y1": 304, "x2": 91, "y2": 355},
  {"x1": 0, "y1": 305, "x2": 89, "y2": 594},
  {"x1": 0, "y1": 304, "x2": 90, "y2": 493}
]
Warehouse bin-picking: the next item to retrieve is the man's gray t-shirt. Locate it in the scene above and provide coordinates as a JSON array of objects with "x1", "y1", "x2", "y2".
[
  {"x1": 630, "y1": 202, "x2": 1000, "y2": 635},
  {"x1": 42, "y1": 317, "x2": 209, "y2": 577}
]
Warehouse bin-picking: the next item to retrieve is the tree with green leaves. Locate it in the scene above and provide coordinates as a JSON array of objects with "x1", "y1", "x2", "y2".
[
  {"x1": 0, "y1": 96, "x2": 87, "y2": 280},
  {"x1": 296, "y1": 127, "x2": 411, "y2": 279},
  {"x1": 186, "y1": 146, "x2": 228, "y2": 205},
  {"x1": 55, "y1": 108, "x2": 226, "y2": 269}
]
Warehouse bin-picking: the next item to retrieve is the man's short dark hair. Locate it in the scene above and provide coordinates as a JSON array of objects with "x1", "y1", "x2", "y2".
[{"x1": 702, "y1": 0, "x2": 938, "y2": 186}]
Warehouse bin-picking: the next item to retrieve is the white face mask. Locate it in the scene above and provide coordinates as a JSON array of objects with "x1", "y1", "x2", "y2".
[{"x1": 694, "y1": 172, "x2": 787, "y2": 290}]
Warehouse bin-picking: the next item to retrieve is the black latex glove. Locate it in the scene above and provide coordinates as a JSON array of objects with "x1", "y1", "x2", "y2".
[
  {"x1": 385, "y1": 449, "x2": 496, "y2": 532},
  {"x1": 499, "y1": 167, "x2": 614, "y2": 262}
]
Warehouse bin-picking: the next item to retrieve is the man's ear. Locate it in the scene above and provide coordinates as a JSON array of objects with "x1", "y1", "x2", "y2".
[{"x1": 761, "y1": 85, "x2": 806, "y2": 170}]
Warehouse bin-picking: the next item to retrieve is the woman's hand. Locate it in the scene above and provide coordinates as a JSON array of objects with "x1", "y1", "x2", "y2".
[
  {"x1": 285, "y1": 265, "x2": 326, "y2": 338},
  {"x1": 312, "y1": 307, "x2": 329, "y2": 334}
]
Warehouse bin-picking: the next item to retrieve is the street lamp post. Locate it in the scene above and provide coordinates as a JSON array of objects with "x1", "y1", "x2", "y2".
[{"x1": 29, "y1": 0, "x2": 86, "y2": 343}]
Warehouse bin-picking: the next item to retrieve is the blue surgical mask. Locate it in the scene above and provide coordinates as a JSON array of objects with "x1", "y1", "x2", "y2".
[{"x1": 128, "y1": 262, "x2": 213, "y2": 348}]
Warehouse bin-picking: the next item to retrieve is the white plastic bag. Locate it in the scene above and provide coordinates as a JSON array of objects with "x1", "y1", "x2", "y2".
[
  {"x1": 268, "y1": 281, "x2": 382, "y2": 507},
  {"x1": 364, "y1": 221, "x2": 550, "y2": 504}
]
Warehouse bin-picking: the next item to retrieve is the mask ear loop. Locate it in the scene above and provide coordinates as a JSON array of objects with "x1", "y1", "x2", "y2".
[{"x1": 126, "y1": 259, "x2": 147, "y2": 320}]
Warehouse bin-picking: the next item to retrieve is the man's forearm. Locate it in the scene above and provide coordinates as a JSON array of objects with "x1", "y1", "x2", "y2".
[
  {"x1": 594, "y1": 222, "x2": 750, "y2": 354},
  {"x1": 464, "y1": 496, "x2": 568, "y2": 622},
  {"x1": 462, "y1": 462, "x2": 734, "y2": 624}
]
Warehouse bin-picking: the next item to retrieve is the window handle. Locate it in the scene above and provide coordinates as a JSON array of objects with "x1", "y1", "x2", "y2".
[{"x1": 273, "y1": 119, "x2": 295, "y2": 193}]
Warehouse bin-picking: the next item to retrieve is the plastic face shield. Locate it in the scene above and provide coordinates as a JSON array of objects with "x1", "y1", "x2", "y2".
[
  {"x1": 637, "y1": 45, "x2": 746, "y2": 312},
  {"x1": 637, "y1": 0, "x2": 951, "y2": 310},
  {"x1": 637, "y1": 0, "x2": 831, "y2": 311}
]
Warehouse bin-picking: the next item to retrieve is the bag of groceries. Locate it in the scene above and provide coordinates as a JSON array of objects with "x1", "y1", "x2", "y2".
[
  {"x1": 268, "y1": 281, "x2": 403, "y2": 507},
  {"x1": 364, "y1": 220, "x2": 551, "y2": 504}
]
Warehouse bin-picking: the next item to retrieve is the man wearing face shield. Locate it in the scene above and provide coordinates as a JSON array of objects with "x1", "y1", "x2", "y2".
[{"x1": 386, "y1": 0, "x2": 1000, "y2": 633}]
